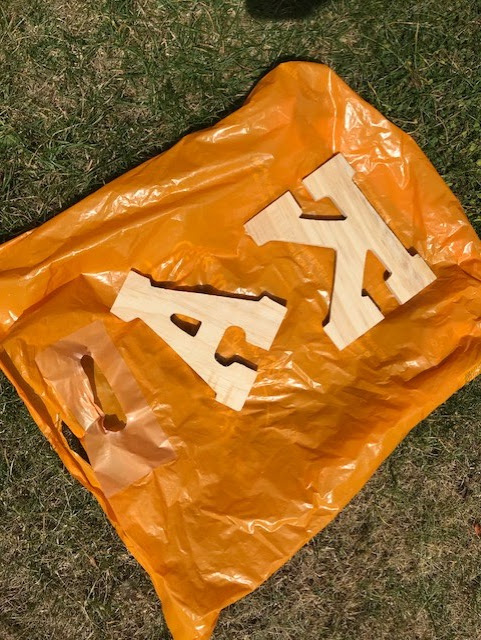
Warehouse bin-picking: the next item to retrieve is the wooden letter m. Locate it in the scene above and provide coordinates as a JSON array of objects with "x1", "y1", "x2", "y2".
[{"x1": 245, "y1": 154, "x2": 436, "y2": 350}]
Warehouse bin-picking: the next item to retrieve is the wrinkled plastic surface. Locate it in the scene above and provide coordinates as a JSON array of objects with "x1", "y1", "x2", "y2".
[{"x1": 1, "y1": 62, "x2": 480, "y2": 639}]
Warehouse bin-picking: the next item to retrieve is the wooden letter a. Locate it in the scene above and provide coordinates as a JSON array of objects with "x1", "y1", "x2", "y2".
[{"x1": 111, "y1": 272, "x2": 287, "y2": 411}]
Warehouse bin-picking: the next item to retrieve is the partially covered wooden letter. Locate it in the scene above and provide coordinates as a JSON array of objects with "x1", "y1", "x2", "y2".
[
  {"x1": 111, "y1": 272, "x2": 287, "y2": 411},
  {"x1": 36, "y1": 321, "x2": 175, "y2": 497},
  {"x1": 245, "y1": 154, "x2": 435, "y2": 349}
]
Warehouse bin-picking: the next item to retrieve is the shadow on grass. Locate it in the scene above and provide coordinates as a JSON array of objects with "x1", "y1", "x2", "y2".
[{"x1": 246, "y1": 0, "x2": 326, "y2": 19}]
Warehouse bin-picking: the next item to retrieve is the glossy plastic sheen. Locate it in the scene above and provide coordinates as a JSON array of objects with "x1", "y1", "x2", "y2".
[{"x1": 1, "y1": 63, "x2": 480, "y2": 640}]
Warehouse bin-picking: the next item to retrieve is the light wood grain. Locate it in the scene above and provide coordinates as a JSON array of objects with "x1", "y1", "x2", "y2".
[
  {"x1": 245, "y1": 153, "x2": 436, "y2": 350},
  {"x1": 111, "y1": 272, "x2": 287, "y2": 411}
]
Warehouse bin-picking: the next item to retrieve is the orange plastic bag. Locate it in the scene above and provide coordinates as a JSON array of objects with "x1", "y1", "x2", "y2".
[{"x1": 1, "y1": 62, "x2": 480, "y2": 639}]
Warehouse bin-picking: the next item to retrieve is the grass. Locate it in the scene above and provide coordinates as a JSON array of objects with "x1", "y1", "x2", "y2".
[{"x1": 0, "y1": 0, "x2": 480, "y2": 638}]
